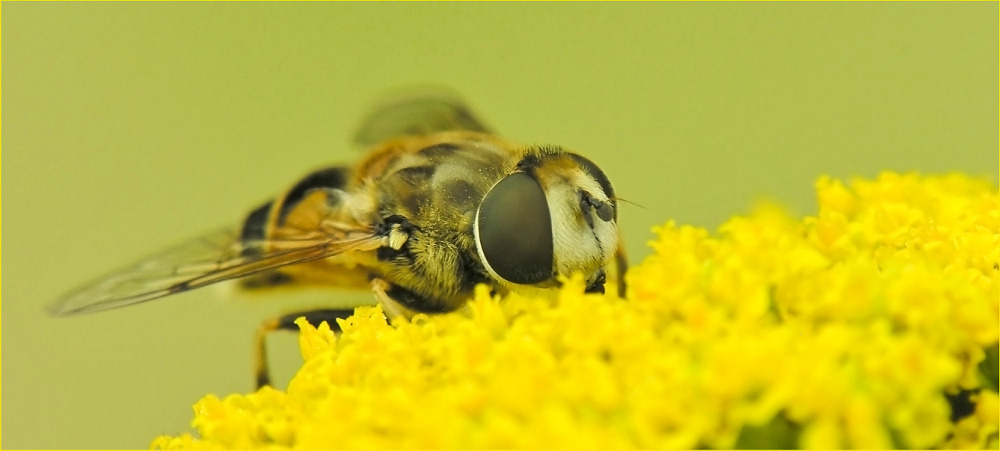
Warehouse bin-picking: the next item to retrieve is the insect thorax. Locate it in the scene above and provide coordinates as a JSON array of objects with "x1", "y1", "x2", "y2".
[{"x1": 370, "y1": 139, "x2": 514, "y2": 312}]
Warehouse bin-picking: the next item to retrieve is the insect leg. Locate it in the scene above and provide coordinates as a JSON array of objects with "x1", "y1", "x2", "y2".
[
  {"x1": 254, "y1": 308, "x2": 356, "y2": 389},
  {"x1": 370, "y1": 277, "x2": 421, "y2": 321},
  {"x1": 614, "y1": 237, "x2": 629, "y2": 297}
]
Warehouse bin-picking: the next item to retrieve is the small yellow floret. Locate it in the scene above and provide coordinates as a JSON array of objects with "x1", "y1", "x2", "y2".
[{"x1": 152, "y1": 172, "x2": 998, "y2": 449}]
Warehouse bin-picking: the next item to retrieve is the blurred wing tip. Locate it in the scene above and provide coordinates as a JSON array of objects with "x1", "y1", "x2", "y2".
[
  {"x1": 47, "y1": 295, "x2": 113, "y2": 317},
  {"x1": 353, "y1": 86, "x2": 493, "y2": 147},
  {"x1": 47, "y1": 303, "x2": 72, "y2": 317},
  {"x1": 48, "y1": 289, "x2": 167, "y2": 317},
  {"x1": 47, "y1": 299, "x2": 95, "y2": 317}
]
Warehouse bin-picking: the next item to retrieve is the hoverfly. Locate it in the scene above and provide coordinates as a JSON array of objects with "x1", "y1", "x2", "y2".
[{"x1": 51, "y1": 89, "x2": 627, "y2": 387}]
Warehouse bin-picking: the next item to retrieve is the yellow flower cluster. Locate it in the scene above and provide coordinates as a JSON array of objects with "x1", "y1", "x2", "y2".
[{"x1": 152, "y1": 172, "x2": 998, "y2": 449}]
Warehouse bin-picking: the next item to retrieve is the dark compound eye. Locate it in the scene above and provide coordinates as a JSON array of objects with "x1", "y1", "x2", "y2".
[{"x1": 475, "y1": 172, "x2": 553, "y2": 285}]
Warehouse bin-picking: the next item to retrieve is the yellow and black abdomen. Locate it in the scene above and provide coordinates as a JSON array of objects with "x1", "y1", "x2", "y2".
[{"x1": 237, "y1": 166, "x2": 372, "y2": 291}]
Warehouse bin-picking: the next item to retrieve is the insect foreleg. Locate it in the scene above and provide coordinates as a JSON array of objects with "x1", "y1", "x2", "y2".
[
  {"x1": 254, "y1": 308, "x2": 358, "y2": 389},
  {"x1": 370, "y1": 278, "x2": 420, "y2": 321}
]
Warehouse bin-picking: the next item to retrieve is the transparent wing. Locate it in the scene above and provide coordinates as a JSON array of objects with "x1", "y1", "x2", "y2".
[
  {"x1": 353, "y1": 86, "x2": 494, "y2": 148},
  {"x1": 50, "y1": 226, "x2": 384, "y2": 316}
]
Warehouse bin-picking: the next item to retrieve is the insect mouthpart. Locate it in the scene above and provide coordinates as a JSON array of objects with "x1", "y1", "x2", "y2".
[{"x1": 585, "y1": 270, "x2": 607, "y2": 294}]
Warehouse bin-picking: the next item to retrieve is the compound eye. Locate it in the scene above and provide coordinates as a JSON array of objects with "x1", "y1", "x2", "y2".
[{"x1": 475, "y1": 172, "x2": 553, "y2": 285}]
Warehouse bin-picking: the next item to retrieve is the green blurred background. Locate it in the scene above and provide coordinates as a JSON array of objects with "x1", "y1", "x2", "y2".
[{"x1": 3, "y1": 2, "x2": 997, "y2": 448}]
